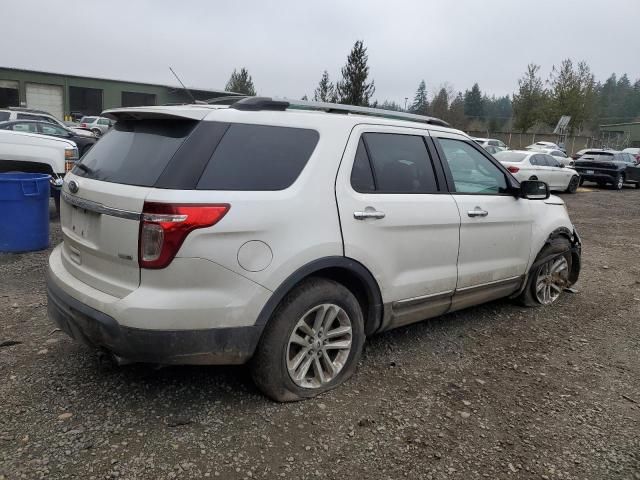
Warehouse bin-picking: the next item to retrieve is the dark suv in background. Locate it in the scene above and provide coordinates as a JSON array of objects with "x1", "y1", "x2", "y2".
[{"x1": 574, "y1": 150, "x2": 640, "y2": 189}]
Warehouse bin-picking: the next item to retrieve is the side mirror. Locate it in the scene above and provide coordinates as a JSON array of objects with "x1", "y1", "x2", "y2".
[{"x1": 520, "y1": 180, "x2": 550, "y2": 200}]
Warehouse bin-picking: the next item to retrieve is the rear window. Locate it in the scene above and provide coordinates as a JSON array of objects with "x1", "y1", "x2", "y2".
[
  {"x1": 73, "y1": 119, "x2": 198, "y2": 186},
  {"x1": 581, "y1": 151, "x2": 614, "y2": 162},
  {"x1": 81, "y1": 117, "x2": 97, "y2": 123},
  {"x1": 494, "y1": 151, "x2": 527, "y2": 162},
  {"x1": 196, "y1": 124, "x2": 318, "y2": 191},
  {"x1": 0, "y1": 111, "x2": 9, "y2": 121}
]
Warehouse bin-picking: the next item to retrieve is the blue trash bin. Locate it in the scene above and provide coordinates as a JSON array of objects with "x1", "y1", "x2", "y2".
[{"x1": 0, "y1": 173, "x2": 51, "y2": 252}]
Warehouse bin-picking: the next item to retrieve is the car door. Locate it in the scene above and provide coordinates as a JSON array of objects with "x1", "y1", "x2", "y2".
[
  {"x1": 531, "y1": 154, "x2": 556, "y2": 187},
  {"x1": 431, "y1": 132, "x2": 532, "y2": 306},
  {"x1": 623, "y1": 153, "x2": 640, "y2": 182},
  {"x1": 336, "y1": 126, "x2": 461, "y2": 329},
  {"x1": 544, "y1": 154, "x2": 571, "y2": 189}
]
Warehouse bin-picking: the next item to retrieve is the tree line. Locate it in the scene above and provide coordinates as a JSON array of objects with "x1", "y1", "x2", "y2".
[{"x1": 224, "y1": 41, "x2": 640, "y2": 136}]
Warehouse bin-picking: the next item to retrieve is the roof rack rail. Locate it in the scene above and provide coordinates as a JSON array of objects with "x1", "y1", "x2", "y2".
[{"x1": 227, "y1": 96, "x2": 450, "y2": 127}]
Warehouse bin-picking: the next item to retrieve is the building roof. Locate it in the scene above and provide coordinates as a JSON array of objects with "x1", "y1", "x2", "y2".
[{"x1": 0, "y1": 66, "x2": 233, "y2": 95}]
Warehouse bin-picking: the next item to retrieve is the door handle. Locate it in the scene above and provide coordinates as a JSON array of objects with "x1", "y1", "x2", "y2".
[
  {"x1": 467, "y1": 208, "x2": 488, "y2": 218},
  {"x1": 354, "y1": 210, "x2": 386, "y2": 220}
]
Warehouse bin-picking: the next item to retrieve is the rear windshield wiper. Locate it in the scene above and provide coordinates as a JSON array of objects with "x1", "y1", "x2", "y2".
[{"x1": 74, "y1": 163, "x2": 93, "y2": 174}]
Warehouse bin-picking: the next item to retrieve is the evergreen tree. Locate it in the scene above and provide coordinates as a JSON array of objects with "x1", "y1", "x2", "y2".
[
  {"x1": 448, "y1": 92, "x2": 466, "y2": 128},
  {"x1": 378, "y1": 100, "x2": 403, "y2": 111},
  {"x1": 225, "y1": 68, "x2": 256, "y2": 96},
  {"x1": 410, "y1": 80, "x2": 429, "y2": 115},
  {"x1": 313, "y1": 70, "x2": 337, "y2": 103},
  {"x1": 301, "y1": 94, "x2": 309, "y2": 101},
  {"x1": 430, "y1": 88, "x2": 449, "y2": 120},
  {"x1": 336, "y1": 40, "x2": 375, "y2": 106},
  {"x1": 546, "y1": 59, "x2": 596, "y2": 134},
  {"x1": 464, "y1": 83, "x2": 484, "y2": 120},
  {"x1": 512, "y1": 64, "x2": 546, "y2": 133}
]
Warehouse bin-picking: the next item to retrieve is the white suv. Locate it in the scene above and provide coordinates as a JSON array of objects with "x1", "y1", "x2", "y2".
[{"x1": 47, "y1": 98, "x2": 582, "y2": 401}]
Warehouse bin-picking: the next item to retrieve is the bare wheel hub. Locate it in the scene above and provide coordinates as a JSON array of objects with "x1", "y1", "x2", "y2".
[
  {"x1": 286, "y1": 304, "x2": 352, "y2": 389},
  {"x1": 535, "y1": 256, "x2": 569, "y2": 305}
]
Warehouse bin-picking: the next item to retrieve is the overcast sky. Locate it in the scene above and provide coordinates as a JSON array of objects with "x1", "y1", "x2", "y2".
[{"x1": 3, "y1": 0, "x2": 639, "y2": 103}]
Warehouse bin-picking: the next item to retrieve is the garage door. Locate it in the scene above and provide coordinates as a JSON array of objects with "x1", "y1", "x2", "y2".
[
  {"x1": 0, "y1": 80, "x2": 19, "y2": 108},
  {"x1": 26, "y1": 83, "x2": 64, "y2": 120}
]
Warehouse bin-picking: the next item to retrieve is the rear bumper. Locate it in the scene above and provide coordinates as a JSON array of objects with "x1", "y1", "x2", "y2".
[
  {"x1": 575, "y1": 171, "x2": 617, "y2": 183},
  {"x1": 46, "y1": 270, "x2": 262, "y2": 365}
]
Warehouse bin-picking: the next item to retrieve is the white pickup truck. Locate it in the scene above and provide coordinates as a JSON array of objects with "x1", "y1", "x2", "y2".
[{"x1": 0, "y1": 130, "x2": 79, "y2": 212}]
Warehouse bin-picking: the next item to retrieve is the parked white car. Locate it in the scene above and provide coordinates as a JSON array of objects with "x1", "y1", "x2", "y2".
[
  {"x1": 0, "y1": 129, "x2": 79, "y2": 211},
  {"x1": 472, "y1": 137, "x2": 508, "y2": 151},
  {"x1": 495, "y1": 150, "x2": 580, "y2": 193},
  {"x1": 526, "y1": 146, "x2": 574, "y2": 166},
  {"x1": 78, "y1": 116, "x2": 114, "y2": 136},
  {"x1": 526, "y1": 141, "x2": 563, "y2": 151},
  {"x1": 0, "y1": 107, "x2": 95, "y2": 138},
  {"x1": 47, "y1": 98, "x2": 582, "y2": 401}
]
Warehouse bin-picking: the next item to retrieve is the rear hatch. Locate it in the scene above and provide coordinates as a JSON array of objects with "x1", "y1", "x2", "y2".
[
  {"x1": 574, "y1": 152, "x2": 616, "y2": 170},
  {"x1": 60, "y1": 110, "x2": 210, "y2": 298}
]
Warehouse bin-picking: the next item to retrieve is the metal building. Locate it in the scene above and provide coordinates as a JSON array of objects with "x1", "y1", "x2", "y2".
[
  {"x1": 599, "y1": 122, "x2": 640, "y2": 148},
  {"x1": 0, "y1": 67, "x2": 236, "y2": 120}
]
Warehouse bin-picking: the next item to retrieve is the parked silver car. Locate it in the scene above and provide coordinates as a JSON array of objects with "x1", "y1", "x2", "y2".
[{"x1": 79, "y1": 116, "x2": 114, "y2": 136}]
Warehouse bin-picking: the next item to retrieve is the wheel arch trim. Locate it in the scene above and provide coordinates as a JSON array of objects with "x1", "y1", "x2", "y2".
[{"x1": 254, "y1": 256, "x2": 384, "y2": 334}]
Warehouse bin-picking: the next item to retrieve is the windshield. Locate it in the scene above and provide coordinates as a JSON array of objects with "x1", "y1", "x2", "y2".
[{"x1": 494, "y1": 151, "x2": 527, "y2": 162}]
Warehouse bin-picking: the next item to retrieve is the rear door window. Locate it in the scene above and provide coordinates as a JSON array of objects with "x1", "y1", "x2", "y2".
[
  {"x1": 350, "y1": 138, "x2": 376, "y2": 193},
  {"x1": 360, "y1": 133, "x2": 438, "y2": 193},
  {"x1": 0, "y1": 111, "x2": 9, "y2": 121},
  {"x1": 197, "y1": 124, "x2": 319, "y2": 191},
  {"x1": 73, "y1": 119, "x2": 198, "y2": 187}
]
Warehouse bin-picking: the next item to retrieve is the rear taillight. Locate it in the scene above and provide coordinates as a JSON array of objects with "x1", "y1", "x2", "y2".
[
  {"x1": 507, "y1": 166, "x2": 520, "y2": 173},
  {"x1": 138, "y1": 202, "x2": 230, "y2": 269}
]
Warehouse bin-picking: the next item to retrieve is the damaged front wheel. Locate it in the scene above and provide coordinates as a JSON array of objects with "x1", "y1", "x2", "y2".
[{"x1": 520, "y1": 237, "x2": 573, "y2": 307}]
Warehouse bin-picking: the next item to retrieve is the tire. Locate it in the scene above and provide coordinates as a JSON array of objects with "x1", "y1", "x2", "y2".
[
  {"x1": 519, "y1": 237, "x2": 572, "y2": 307},
  {"x1": 251, "y1": 277, "x2": 365, "y2": 402},
  {"x1": 529, "y1": 176, "x2": 538, "y2": 181},
  {"x1": 635, "y1": 182, "x2": 640, "y2": 189},
  {"x1": 612, "y1": 174, "x2": 624, "y2": 190},
  {"x1": 565, "y1": 175, "x2": 579, "y2": 193},
  {"x1": 91, "y1": 128, "x2": 102, "y2": 137},
  {"x1": 579, "y1": 177, "x2": 585, "y2": 186}
]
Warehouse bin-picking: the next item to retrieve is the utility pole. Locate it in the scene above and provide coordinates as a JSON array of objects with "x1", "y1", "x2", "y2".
[{"x1": 404, "y1": 97, "x2": 408, "y2": 111}]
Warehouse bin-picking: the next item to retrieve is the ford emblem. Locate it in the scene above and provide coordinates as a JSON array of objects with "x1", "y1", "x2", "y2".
[{"x1": 68, "y1": 180, "x2": 79, "y2": 194}]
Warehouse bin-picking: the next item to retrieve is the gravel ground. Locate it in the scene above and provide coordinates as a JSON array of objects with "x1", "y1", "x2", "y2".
[{"x1": 1, "y1": 188, "x2": 639, "y2": 480}]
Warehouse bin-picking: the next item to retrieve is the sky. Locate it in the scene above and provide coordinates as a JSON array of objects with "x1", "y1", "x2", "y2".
[{"x1": 3, "y1": 0, "x2": 639, "y2": 104}]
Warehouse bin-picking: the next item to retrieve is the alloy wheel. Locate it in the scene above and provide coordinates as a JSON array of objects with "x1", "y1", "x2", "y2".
[
  {"x1": 286, "y1": 304, "x2": 352, "y2": 389},
  {"x1": 535, "y1": 256, "x2": 569, "y2": 305}
]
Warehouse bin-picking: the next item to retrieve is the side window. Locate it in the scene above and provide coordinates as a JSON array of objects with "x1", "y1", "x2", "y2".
[
  {"x1": 546, "y1": 155, "x2": 560, "y2": 167},
  {"x1": 437, "y1": 138, "x2": 508, "y2": 194},
  {"x1": 97, "y1": 118, "x2": 109, "y2": 126},
  {"x1": 12, "y1": 123, "x2": 38, "y2": 133},
  {"x1": 40, "y1": 124, "x2": 66, "y2": 135},
  {"x1": 553, "y1": 150, "x2": 567, "y2": 158},
  {"x1": 350, "y1": 138, "x2": 375, "y2": 193},
  {"x1": 489, "y1": 140, "x2": 499, "y2": 146},
  {"x1": 361, "y1": 133, "x2": 438, "y2": 193},
  {"x1": 197, "y1": 124, "x2": 319, "y2": 191},
  {"x1": 532, "y1": 154, "x2": 546, "y2": 166}
]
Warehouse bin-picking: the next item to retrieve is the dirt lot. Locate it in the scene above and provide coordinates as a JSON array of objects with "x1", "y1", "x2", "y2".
[{"x1": 1, "y1": 188, "x2": 639, "y2": 480}]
